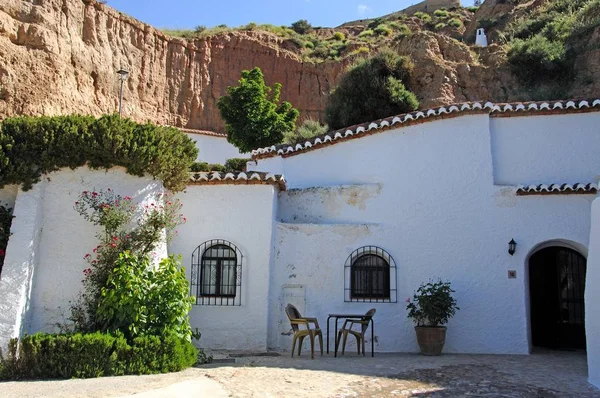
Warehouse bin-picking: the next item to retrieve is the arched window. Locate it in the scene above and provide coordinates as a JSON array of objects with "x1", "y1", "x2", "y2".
[
  {"x1": 191, "y1": 240, "x2": 242, "y2": 306},
  {"x1": 344, "y1": 246, "x2": 396, "y2": 303}
]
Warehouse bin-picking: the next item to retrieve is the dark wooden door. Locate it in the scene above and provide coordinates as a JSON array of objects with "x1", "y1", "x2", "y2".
[{"x1": 529, "y1": 247, "x2": 586, "y2": 350}]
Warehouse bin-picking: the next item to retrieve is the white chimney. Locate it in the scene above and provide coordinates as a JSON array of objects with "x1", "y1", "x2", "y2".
[{"x1": 476, "y1": 28, "x2": 488, "y2": 47}]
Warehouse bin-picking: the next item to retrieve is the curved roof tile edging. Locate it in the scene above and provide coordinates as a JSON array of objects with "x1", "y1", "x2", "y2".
[
  {"x1": 516, "y1": 183, "x2": 598, "y2": 196},
  {"x1": 252, "y1": 99, "x2": 600, "y2": 160},
  {"x1": 188, "y1": 171, "x2": 286, "y2": 190}
]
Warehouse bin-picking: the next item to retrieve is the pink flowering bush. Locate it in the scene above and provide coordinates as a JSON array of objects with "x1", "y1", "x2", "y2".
[{"x1": 70, "y1": 189, "x2": 187, "y2": 333}]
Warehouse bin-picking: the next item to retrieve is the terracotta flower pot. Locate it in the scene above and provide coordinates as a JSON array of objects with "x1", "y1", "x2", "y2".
[{"x1": 415, "y1": 326, "x2": 447, "y2": 356}]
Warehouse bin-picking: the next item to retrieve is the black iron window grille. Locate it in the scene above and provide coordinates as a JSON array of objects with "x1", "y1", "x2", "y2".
[
  {"x1": 191, "y1": 239, "x2": 242, "y2": 306},
  {"x1": 344, "y1": 246, "x2": 397, "y2": 303}
]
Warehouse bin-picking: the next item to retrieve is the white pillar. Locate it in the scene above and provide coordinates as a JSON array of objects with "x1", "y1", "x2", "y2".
[
  {"x1": 475, "y1": 28, "x2": 488, "y2": 47},
  {"x1": 0, "y1": 182, "x2": 45, "y2": 350},
  {"x1": 586, "y1": 197, "x2": 600, "y2": 388}
]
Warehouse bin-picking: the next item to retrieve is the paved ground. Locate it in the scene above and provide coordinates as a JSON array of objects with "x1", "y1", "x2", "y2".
[{"x1": 2, "y1": 350, "x2": 599, "y2": 397}]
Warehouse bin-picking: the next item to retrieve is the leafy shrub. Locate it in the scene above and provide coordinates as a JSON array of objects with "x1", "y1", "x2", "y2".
[
  {"x1": 433, "y1": 9, "x2": 449, "y2": 18},
  {"x1": 71, "y1": 190, "x2": 186, "y2": 332},
  {"x1": 435, "y1": 23, "x2": 446, "y2": 30},
  {"x1": 448, "y1": 18, "x2": 463, "y2": 28},
  {"x1": 507, "y1": 35, "x2": 571, "y2": 85},
  {"x1": 291, "y1": 19, "x2": 312, "y2": 34},
  {"x1": 194, "y1": 25, "x2": 206, "y2": 34},
  {"x1": 358, "y1": 29, "x2": 374, "y2": 38},
  {"x1": 414, "y1": 12, "x2": 432, "y2": 23},
  {"x1": 406, "y1": 280, "x2": 459, "y2": 327},
  {"x1": 0, "y1": 203, "x2": 12, "y2": 277},
  {"x1": 97, "y1": 253, "x2": 194, "y2": 340},
  {"x1": 284, "y1": 118, "x2": 329, "y2": 145},
  {"x1": 332, "y1": 31, "x2": 345, "y2": 41},
  {"x1": 305, "y1": 41, "x2": 315, "y2": 49},
  {"x1": 217, "y1": 67, "x2": 299, "y2": 152},
  {"x1": 374, "y1": 24, "x2": 393, "y2": 36},
  {"x1": 224, "y1": 158, "x2": 249, "y2": 172},
  {"x1": 466, "y1": 6, "x2": 479, "y2": 12},
  {"x1": 326, "y1": 49, "x2": 419, "y2": 130},
  {"x1": 0, "y1": 115, "x2": 198, "y2": 191},
  {"x1": 0, "y1": 332, "x2": 199, "y2": 379}
]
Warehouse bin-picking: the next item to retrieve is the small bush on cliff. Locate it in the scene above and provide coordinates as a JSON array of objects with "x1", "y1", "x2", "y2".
[
  {"x1": 504, "y1": 0, "x2": 598, "y2": 87},
  {"x1": 325, "y1": 49, "x2": 419, "y2": 130},
  {"x1": 0, "y1": 115, "x2": 197, "y2": 191},
  {"x1": 291, "y1": 19, "x2": 312, "y2": 34},
  {"x1": 217, "y1": 67, "x2": 299, "y2": 152}
]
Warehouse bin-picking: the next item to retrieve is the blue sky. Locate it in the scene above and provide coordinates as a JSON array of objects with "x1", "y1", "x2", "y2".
[{"x1": 106, "y1": 0, "x2": 471, "y2": 29}]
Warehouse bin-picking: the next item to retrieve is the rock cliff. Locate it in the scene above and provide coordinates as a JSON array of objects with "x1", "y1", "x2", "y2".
[
  {"x1": 0, "y1": 0, "x2": 344, "y2": 131},
  {"x1": 0, "y1": 0, "x2": 596, "y2": 133}
]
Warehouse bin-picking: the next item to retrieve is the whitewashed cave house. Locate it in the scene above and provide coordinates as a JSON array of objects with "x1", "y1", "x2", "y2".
[{"x1": 1, "y1": 99, "x2": 600, "y2": 387}]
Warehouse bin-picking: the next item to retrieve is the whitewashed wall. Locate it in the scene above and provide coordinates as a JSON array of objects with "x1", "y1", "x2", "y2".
[
  {"x1": 169, "y1": 185, "x2": 277, "y2": 351},
  {"x1": 586, "y1": 197, "x2": 600, "y2": 388},
  {"x1": 257, "y1": 113, "x2": 597, "y2": 354},
  {"x1": 0, "y1": 167, "x2": 165, "y2": 348},
  {"x1": 491, "y1": 113, "x2": 600, "y2": 185},
  {"x1": 186, "y1": 133, "x2": 245, "y2": 164}
]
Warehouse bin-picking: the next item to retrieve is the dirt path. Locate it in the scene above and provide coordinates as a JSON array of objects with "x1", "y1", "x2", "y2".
[{"x1": 1, "y1": 352, "x2": 598, "y2": 397}]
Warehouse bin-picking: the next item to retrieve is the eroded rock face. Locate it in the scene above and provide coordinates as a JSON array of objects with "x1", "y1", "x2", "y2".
[
  {"x1": 0, "y1": 0, "x2": 344, "y2": 131},
  {"x1": 0, "y1": 0, "x2": 595, "y2": 133}
]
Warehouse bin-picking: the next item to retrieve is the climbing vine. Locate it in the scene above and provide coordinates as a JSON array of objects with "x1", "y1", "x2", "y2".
[{"x1": 0, "y1": 114, "x2": 198, "y2": 191}]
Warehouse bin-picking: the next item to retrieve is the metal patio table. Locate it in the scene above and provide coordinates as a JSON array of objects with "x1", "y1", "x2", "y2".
[{"x1": 326, "y1": 313, "x2": 375, "y2": 357}]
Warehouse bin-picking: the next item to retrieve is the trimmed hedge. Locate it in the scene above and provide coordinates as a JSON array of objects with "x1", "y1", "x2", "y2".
[
  {"x1": 0, "y1": 114, "x2": 198, "y2": 191},
  {"x1": 0, "y1": 332, "x2": 198, "y2": 379}
]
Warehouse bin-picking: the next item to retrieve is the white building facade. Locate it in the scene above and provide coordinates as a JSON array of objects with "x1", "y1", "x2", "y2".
[{"x1": 1, "y1": 99, "x2": 600, "y2": 386}]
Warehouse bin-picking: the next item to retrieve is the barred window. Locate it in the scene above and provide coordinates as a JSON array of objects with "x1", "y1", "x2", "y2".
[
  {"x1": 344, "y1": 246, "x2": 397, "y2": 303},
  {"x1": 191, "y1": 240, "x2": 242, "y2": 306}
]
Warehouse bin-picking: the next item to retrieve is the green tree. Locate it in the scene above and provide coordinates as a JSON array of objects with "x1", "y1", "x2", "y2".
[
  {"x1": 291, "y1": 19, "x2": 312, "y2": 34},
  {"x1": 217, "y1": 67, "x2": 299, "y2": 152},
  {"x1": 325, "y1": 49, "x2": 419, "y2": 130}
]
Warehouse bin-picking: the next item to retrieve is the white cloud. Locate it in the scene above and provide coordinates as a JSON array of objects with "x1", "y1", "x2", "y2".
[{"x1": 357, "y1": 4, "x2": 372, "y2": 17}]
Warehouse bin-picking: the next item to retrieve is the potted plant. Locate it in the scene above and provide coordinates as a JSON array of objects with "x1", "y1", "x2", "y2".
[{"x1": 406, "y1": 280, "x2": 459, "y2": 356}]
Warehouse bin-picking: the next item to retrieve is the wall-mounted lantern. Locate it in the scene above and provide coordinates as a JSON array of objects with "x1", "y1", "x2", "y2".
[{"x1": 508, "y1": 239, "x2": 517, "y2": 256}]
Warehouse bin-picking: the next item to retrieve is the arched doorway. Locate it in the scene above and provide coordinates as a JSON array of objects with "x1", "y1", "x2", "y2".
[{"x1": 529, "y1": 246, "x2": 587, "y2": 350}]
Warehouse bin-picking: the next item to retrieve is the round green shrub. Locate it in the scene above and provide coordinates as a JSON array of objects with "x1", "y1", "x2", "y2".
[
  {"x1": 435, "y1": 22, "x2": 446, "y2": 30},
  {"x1": 433, "y1": 9, "x2": 449, "y2": 18},
  {"x1": 414, "y1": 12, "x2": 432, "y2": 23},
  {"x1": 326, "y1": 49, "x2": 419, "y2": 130},
  {"x1": 358, "y1": 29, "x2": 374, "y2": 38},
  {"x1": 333, "y1": 31, "x2": 345, "y2": 41},
  {"x1": 374, "y1": 24, "x2": 393, "y2": 36},
  {"x1": 448, "y1": 18, "x2": 463, "y2": 28}
]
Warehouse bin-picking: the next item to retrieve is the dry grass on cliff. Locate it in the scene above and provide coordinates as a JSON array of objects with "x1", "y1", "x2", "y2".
[{"x1": 159, "y1": 6, "x2": 474, "y2": 63}]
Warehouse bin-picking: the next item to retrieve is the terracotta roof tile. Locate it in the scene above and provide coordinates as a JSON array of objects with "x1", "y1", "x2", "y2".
[
  {"x1": 252, "y1": 99, "x2": 600, "y2": 160},
  {"x1": 177, "y1": 127, "x2": 228, "y2": 138},
  {"x1": 188, "y1": 171, "x2": 285, "y2": 190},
  {"x1": 516, "y1": 183, "x2": 598, "y2": 196}
]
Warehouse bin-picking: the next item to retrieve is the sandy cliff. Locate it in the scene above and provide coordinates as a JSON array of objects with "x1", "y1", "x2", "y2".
[{"x1": 0, "y1": 0, "x2": 596, "y2": 133}]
